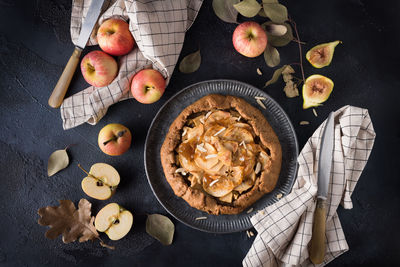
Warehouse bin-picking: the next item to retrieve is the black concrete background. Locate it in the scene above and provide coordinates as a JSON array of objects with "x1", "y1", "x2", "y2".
[{"x1": 0, "y1": 0, "x2": 399, "y2": 266}]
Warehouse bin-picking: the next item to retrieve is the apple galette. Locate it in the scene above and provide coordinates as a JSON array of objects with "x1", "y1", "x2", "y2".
[{"x1": 160, "y1": 94, "x2": 282, "y2": 215}]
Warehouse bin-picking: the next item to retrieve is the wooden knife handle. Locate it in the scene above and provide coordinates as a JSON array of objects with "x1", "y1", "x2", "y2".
[
  {"x1": 309, "y1": 198, "x2": 327, "y2": 264},
  {"x1": 48, "y1": 47, "x2": 82, "y2": 108}
]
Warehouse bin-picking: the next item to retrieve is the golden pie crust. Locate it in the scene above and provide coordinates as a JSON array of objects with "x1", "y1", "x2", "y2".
[{"x1": 160, "y1": 94, "x2": 282, "y2": 215}]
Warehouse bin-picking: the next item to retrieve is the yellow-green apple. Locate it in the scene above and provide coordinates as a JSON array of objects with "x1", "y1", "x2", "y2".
[
  {"x1": 95, "y1": 203, "x2": 133, "y2": 240},
  {"x1": 98, "y1": 123, "x2": 132, "y2": 156},
  {"x1": 232, "y1": 21, "x2": 268, "y2": 58},
  {"x1": 97, "y1": 19, "x2": 135, "y2": 56},
  {"x1": 131, "y1": 69, "x2": 166, "y2": 104},
  {"x1": 80, "y1": 163, "x2": 120, "y2": 200},
  {"x1": 80, "y1": 50, "x2": 118, "y2": 87}
]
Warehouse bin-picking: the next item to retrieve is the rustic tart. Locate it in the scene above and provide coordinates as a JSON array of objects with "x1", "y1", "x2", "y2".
[{"x1": 160, "y1": 94, "x2": 282, "y2": 215}]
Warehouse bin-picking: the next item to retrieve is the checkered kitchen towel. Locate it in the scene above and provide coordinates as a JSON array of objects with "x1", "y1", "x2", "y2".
[
  {"x1": 60, "y1": 0, "x2": 203, "y2": 129},
  {"x1": 243, "y1": 106, "x2": 376, "y2": 267}
]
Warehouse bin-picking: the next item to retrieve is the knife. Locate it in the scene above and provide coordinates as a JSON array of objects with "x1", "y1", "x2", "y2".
[
  {"x1": 309, "y1": 112, "x2": 335, "y2": 264},
  {"x1": 48, "y1": 0, "x2": 105, "y2": 108}
]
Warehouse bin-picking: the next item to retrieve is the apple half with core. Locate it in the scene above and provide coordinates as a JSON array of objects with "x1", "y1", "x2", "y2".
[
  {"x1": 79, "y1": 163, "x2": 120, "y2": 200},
  {"x1": 95, "y1": 203, "x2": 133, "y2": 241},
  {"x1": 97, "y1": 19, "x2": 135, "y2": 56},
  {"x1": 80, "y1": 50, "x2": 118, "y2": 87},
  {"x1": 131, "y1": 69, "x2": 166, "y2": 104},
  {"x1": 232, "y1": 21, "x2": 268, "y2": 58},
  {"x1": 98, "y1": 123, "x2": 132, "y2": 156}
]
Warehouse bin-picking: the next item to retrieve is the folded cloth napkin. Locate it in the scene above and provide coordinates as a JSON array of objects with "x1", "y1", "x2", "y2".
[
  {"x1": 243, "y1": 105, "x2": 376, "y2": 267},
  {"x1": 60, "y1": 0, "x2": 203, "y2": 130}
]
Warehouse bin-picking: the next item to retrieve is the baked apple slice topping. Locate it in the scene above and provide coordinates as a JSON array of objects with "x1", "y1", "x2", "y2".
[{"x1": 175, "y1": 109, "x2": 270, "y2": 203}]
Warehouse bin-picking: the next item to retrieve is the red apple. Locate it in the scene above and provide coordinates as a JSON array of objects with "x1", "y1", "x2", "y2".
[
  {"x1": 81, "y1": 50, "x2": 118, "y2": 87},
  {"x1": 97, "y1": 19, "x2": 135, "y2": 56},
  {"x1": 232, "y1": 21, "x2": 267, "y2": 58},
  {"x1": 131, "y1": 69, "x2": 166, "y2": 104},
  {"x1": 98, "y1": 123, "x2": 132, "y2": 156}
]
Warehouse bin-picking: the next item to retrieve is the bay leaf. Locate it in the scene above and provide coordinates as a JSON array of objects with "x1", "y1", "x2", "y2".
[
  {"x1": 179, "y1": 50, "x2": 201, "y2": 74},
  {"x1": 263, "y1": 3, "x2": 288, "y2": 23},
  {"x1": 48, "y1": 148, "x2": 69, "y2": 176},
  {"x1": 262, "y1": 22, "x2": 293, "y2": 47},
  {"x1": 264, "y1": 64, "x2": 287, "y2": 87},
  {"x1": 264, "y1": 44, "x2": 280, "y2": 67},
  {"x1": 212, "y1": 0, "x2": 240, "y2": 24},
  {"x1": 233, "y1": 0, "x2": 261, "y2": 18},
  {"x1": 146, "y1": 214, "x2": 175, "y2": 245}
]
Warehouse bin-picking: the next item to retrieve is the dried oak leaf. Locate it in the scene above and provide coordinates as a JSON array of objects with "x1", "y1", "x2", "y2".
[{"x1": 38, "y1": 199, "x2": 99, "y2": 243}]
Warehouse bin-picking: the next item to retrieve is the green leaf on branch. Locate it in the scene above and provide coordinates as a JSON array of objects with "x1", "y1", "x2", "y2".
[
  {"x1": 263, "y1": 3, "x2": 288, "y2": 23},
  {"x1": 262, "y1": 22, "x2": 293, "y2": 47},
  {"x1": 212, "y1": 0, "x2": 240, "y2": 24},
  {"x1": 264, "y1": 44, "x2": 280, "y2": 67},
  {"x1": 179, "y1": 50, "x2": 201, "y2": 74},
  {"x1": 233, "y1": 0, "x2": 261, "y2": 18}
]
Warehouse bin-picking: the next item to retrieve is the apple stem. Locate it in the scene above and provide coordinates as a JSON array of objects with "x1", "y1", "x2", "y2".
[
  {"x1": 77, "y1": 164, "x2": 98, "y2": 181},
  {"x1": 103, "y1": 130, "x2": 127, "y2": 146}
]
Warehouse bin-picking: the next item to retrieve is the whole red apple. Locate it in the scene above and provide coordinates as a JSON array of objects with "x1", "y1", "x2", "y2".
[
  {"x1": 232, "y1": 21, "x2": 267, "y2": 58},
  {"x1": 131, "y1": 69, "x2": 166, "y2": 104},
  {"x1": 81, "y1": 50, "x2": 118, "y2": 87},
  {"x1": 97, "y1": 19, "x2": 135, "y2": 56},
  {"x1": 98, "y1": 123, "x2": 132, "y2": 156}
]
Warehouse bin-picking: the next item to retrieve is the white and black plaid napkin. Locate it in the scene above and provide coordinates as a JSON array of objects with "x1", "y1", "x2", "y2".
[
  {"x1": 61, "y1": 0, "x2": 203, "y2": 129},
  {"x1": 243, "y1": 105, "x2": 376, "y2": 267}
]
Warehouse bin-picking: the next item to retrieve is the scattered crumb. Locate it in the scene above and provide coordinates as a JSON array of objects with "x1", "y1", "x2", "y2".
[
  {"x1": 249, "y1": 230, "x2": 254, "y2": 237},
  {"x1": 195, "y1": 216, "x2": 207, "y2": 220},
  {"x1": 256, "y1": 99, "x2": 267, "y2": 110},
  {"x1": 299, "y1": 121, "x2": 310, "y2": 125},
  {"x1": 247, "y1": 208, "x2": 254, "y2": 214},
  {"x1": 246, "y1": 230, "x2": 251, "y2": 238},
  {"x1": 312, "y1": 108, "x2": 318, "y2": 117},
  {"x1": 276, "y1": 193, "x2": 283, "y2": 199},
  {"x1": 257, "y1": 68, "x2": 262, "y2": 75}
]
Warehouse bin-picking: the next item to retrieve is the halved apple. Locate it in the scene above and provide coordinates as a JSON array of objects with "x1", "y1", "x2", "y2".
[
  {"x1": 95, "y1": 203, "x2": 133, "y2": 241},
  {"x1": 80, "y1": 163, "x2": 120, "y2": 200}
]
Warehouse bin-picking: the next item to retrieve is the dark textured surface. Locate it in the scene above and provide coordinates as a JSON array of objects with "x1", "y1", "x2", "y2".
[
  {"x1": 0, "y1": 0, "x2": 399, "y2": 266},
  {"x1": 145, "y1": 80, "x2": 298, "y2": 233}
]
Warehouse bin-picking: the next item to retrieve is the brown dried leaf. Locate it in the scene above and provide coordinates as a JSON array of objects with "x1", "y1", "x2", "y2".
[
  {"x1": 38, "y1": 199, "x2": 99, "y2": 244},
  {"x1": 264, "y1": 64, "x2": 287, "y2": 87},
  {"x1": 283, "y1": 80, "x2": 299, "y2": 98}
]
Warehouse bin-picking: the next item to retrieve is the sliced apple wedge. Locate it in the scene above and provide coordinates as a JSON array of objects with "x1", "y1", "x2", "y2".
[
  {"x1": 95, "y1": 203, "x2": 133, "y2": 241},
  {"x1": 80, "y1": 163, "x2": 120, "y2": 200}
]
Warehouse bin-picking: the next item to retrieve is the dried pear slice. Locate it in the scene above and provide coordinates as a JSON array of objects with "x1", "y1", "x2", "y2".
[
  {"x1": 302, "y1": 74, "x2": 334, "y2": 109},
  {"x1": 204, "y1": 125, "x2": 226, "y2": 138},
  {"x1": 218, "y1": 149, "x2": 232, "y2": 166},
  {"x1": 223, "y1": 141, "x2": 239, "y2": 153},
  {"x1": 223, "y1": 126, "x2": 254, "y2": 143},
  {"x1": 219, "y1": 192, "x2": 233, "y2": 203},
  {"x1": 226, "y1": 166, "x2": 245, "y2": 186},
  {"x1": 203, "y1": 175, "x2": 235, "y2": 197},
  {"x1": 306, "y1": 40, "x2": 342, "y2": 68},
  {"x1": 194, "y1": 143, "x2": 219, "y2": 170}
]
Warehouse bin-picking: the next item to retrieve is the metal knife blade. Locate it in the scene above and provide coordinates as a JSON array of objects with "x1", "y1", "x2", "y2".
[
  {"x1": 76, "y1": 0, "x2": 105, "y2": 49},
  {"x1": 317, "y1": 112, "x2": 335, "y2": 200}
]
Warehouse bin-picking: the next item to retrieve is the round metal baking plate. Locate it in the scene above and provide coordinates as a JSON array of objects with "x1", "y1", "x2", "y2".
[{"x1": 144, "y1": 80, "x2": 298, "y2": 233}]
